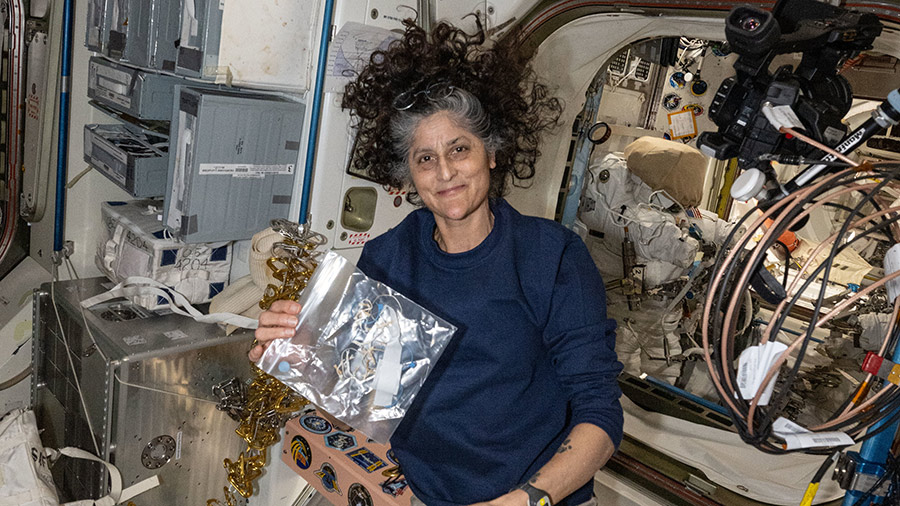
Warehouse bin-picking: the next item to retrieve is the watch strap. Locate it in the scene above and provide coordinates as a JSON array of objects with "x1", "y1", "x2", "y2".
[{"x1": 518, "y1": 483, "x2": 552, "y2": 506}]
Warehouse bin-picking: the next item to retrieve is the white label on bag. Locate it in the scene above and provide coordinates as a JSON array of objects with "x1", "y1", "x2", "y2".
[
  {"x1": 884, "y1": 244, "x2": 900, "y2": 302},
  {"x1": 772, "y1": 416, "x2": 854, "y2": 449},
  {"x1": 772, "y1": 417, "x2": 809, "y2": 435},
  {"x1": 781, "y1": 432, "x2": 854, "y2": 450},
  {"x1": 736, "y1": 341, "x2": 788, "y2": 405},
  {"x1": 198, "y1": 163, "x2": 295, "y2": 177},
  {"x1": 372, "y1": 307, "x2": 403, "y2": 407}
]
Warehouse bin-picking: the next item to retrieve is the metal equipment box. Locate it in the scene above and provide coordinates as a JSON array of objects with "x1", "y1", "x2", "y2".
[
  {"x1": 174, "y1": 0, "x2": 221, "y2": 79},
  {"x1": 84, "y1": 123, "x2": 169, "y2": 198},
  {"x1": 32, "y1": 277, "x2": 254, "y2": 503},
  {"x1": 87, "y1": 56, "x2": 181, "y2": 121},
  {"x1": 164, "y1": 86, "x2": 304, "y2": 243},
  {"x1": 84, "y1": 0, "x2": 109, "y2": 53},
  {"x1": 106, "y1": 0, "x2": 181, "y2": 70}
]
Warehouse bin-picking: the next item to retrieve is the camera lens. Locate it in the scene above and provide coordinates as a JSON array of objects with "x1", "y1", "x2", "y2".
[
  {"x1": 725, "y1": 6, "x2": 779, "y2": 56},
  {"x1": 740, "y1": 16, "x2": 761, "y2": 31}
]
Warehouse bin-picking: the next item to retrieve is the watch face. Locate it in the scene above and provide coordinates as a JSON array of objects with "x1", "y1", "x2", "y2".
[{"x1": 521, "y1": 484, "x2": 552, "y2": 506}]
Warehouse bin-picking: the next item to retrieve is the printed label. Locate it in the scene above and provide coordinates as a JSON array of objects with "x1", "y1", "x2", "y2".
[
  {"x1": 198, "y1": 163, "x2": 294, "y2": 178},
  {"x1": 175, "y1": 431, "x2": 183, "y2": 460},
  {"x1": 164, "y1": 329, "x2": 189, "y2": 340},
  {"x1": 782, "y1": 432, "x2": 853, "y2": 450},
  {"x1": 123, "y1": 335, "x2": 147, "y2": 346},
  {"x1": 772, "y1": 417, "x2": 854, "y2": 450}
]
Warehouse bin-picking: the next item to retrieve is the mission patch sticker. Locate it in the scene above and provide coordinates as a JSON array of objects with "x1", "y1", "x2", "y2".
[
  {"x1": 300, "y1": 414, "x2": 333, "y2": 434},
  {"x1": 325, "y1": 431, "x2": 358, "y2": 451},
  {"x1": 290, "y1": 436, "x2": 312, "y2": 470},
  {"x1": 315, "y1": 462, "x2": 341, "y2": 495},
  {"x1": 347, "y1": 447, "x2": 386, "y2": 473},
  {"x1": 348, "y1": 483, "x2": 374, "y2": 506}
]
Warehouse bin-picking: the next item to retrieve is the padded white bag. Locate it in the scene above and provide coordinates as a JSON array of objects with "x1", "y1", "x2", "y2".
[
  {"x1": 0, "y1": 409, "x2": 56, "y2": 506},
  {"x1": 0, "y1": 409, "x2": 159, "y2": 506}
]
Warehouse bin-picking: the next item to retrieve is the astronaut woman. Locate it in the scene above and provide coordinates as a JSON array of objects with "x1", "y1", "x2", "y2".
[{"x1": 251, "y1": 19, "x2": 623, "y2": 506}]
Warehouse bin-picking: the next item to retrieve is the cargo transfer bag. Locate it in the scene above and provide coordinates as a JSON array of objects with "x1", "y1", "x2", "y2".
[
  {"x1": 0, "y1": 409, "x2": 159, "y2": 506},
  {"x1": 96, "y1": 200, "x2": 232, "y2": 310},
  {"x1": 257, "y1": 251, "x2": 457, "y2": 443}
]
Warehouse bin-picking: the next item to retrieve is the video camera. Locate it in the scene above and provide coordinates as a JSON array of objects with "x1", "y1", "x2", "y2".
[{"x1": 697, "y1": 0, "x2": 883, "y2": 197}]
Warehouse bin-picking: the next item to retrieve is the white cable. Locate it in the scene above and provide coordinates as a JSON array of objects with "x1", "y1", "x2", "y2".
[
  {"x1": 66, "y1": 166, "x2": 93, "y2": 189},
  {"x1": 64, "y1": 258, "x2": 74, "y2": 280},
  {"x1": 113, "y1": 372, "x2": 218, "y2": 405},
  {"x1": 649, "y1": 189, "x2": 688, "y2": 217},
  {"x1": 66, "y1": 256, "x2": 80, "y2": 280},
  {"x1": 611, "y1": 59, "x2": 639, "y2": 88}
]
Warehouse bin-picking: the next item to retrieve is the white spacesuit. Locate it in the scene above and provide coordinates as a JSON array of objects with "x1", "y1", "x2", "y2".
[{"x1": 575, "y1": 137, "x2": 731, "y2": 385}]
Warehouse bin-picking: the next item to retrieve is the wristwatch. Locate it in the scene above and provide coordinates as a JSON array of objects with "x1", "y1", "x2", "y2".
[{"x1": 518, "y1": 483, "x2": 552, "y2": 506}]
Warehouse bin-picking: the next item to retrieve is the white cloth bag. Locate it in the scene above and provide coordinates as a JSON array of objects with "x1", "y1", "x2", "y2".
[
  {"x1": 0, "y1": 409, "x2": 159, "y2": 506},
  {"x1": 0, "y1": 409, "x2": 57, "y2": 506}
]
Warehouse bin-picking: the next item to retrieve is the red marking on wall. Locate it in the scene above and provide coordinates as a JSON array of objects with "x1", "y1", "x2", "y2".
[{"x1": 347, "y1": 233, "x2": 370, "y2": 246}]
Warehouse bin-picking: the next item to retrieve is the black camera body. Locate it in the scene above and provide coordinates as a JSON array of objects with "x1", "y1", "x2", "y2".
[{"x1": 697, "y1": 0, "x2": 882, "y2": 173}]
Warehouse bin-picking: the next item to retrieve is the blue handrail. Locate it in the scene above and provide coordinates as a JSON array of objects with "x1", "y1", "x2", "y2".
[
  {"x1": 53, "y1": 0, "x2": 75, "y2": 252},
  {"x1": 298, "y1": 0, "x2": 335, "y2": 225}
]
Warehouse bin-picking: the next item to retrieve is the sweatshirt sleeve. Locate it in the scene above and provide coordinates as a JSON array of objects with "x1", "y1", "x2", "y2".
[
  {"x1": 542, "y1": 236, "x2": 624, "y2": 449},
  {"x1": 356, "y1": 241, "x2": 388, "y2": 284}
]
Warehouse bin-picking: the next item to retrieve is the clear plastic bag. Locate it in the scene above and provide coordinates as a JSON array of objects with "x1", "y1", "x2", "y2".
[{"x1": 257, "y1": 250, "x2": 457, "y2": 443}]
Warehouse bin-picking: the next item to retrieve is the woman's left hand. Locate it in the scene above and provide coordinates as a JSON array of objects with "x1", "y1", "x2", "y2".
[{"x1": 467, "y1": 489, "x2": 528, "y2": 506}]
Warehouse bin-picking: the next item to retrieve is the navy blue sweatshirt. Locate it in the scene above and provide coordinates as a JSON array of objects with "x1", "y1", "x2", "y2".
[{"x1": 357, "y1": 198, "x2": 623, "y2": 506}]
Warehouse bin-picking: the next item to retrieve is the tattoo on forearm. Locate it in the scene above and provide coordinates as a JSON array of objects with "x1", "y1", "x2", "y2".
[
  {"x1": 529, "y1": 472, "x2": 541, "y2": 484},
  {"x1": 556, "y1": 438, "x2": 573, "y2": 454}
]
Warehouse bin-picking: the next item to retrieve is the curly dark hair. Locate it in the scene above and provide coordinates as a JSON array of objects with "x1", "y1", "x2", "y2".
[{"x1": 341, "y1": 18, "x2": 563, "y2": 202}]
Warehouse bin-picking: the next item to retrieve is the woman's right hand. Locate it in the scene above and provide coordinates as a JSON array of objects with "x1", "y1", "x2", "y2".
[{"x1": 250, "y1": 299, "x2": 302, "y2": 362}]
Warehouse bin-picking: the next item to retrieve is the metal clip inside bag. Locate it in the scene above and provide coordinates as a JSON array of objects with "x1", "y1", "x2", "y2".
[{"x1": 257, "y1": 250, "x2": 458, "y2": 444}]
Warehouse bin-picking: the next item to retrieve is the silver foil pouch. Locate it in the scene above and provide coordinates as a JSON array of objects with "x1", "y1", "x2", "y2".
[{"x1": 257, "y1": 250, "x2": 457, "y2": 443}]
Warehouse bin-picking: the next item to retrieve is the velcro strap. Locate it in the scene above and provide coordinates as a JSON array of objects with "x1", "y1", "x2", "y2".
[{"x1": 80, "y1": 276, "x2": 258, "y2": 329}]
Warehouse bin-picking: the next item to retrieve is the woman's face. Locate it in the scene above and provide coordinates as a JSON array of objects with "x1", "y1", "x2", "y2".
[{"x1": 407, "y1": 111, "x2": 495, "y2": 226}]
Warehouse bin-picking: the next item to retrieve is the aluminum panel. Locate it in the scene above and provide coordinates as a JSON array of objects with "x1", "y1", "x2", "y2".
[
  {"x1": 164, "y1": 86, "x2": 304, "y2": 243},
  {"x1": 33, "y1": 277, "x2": 255, "y2": 503}
]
